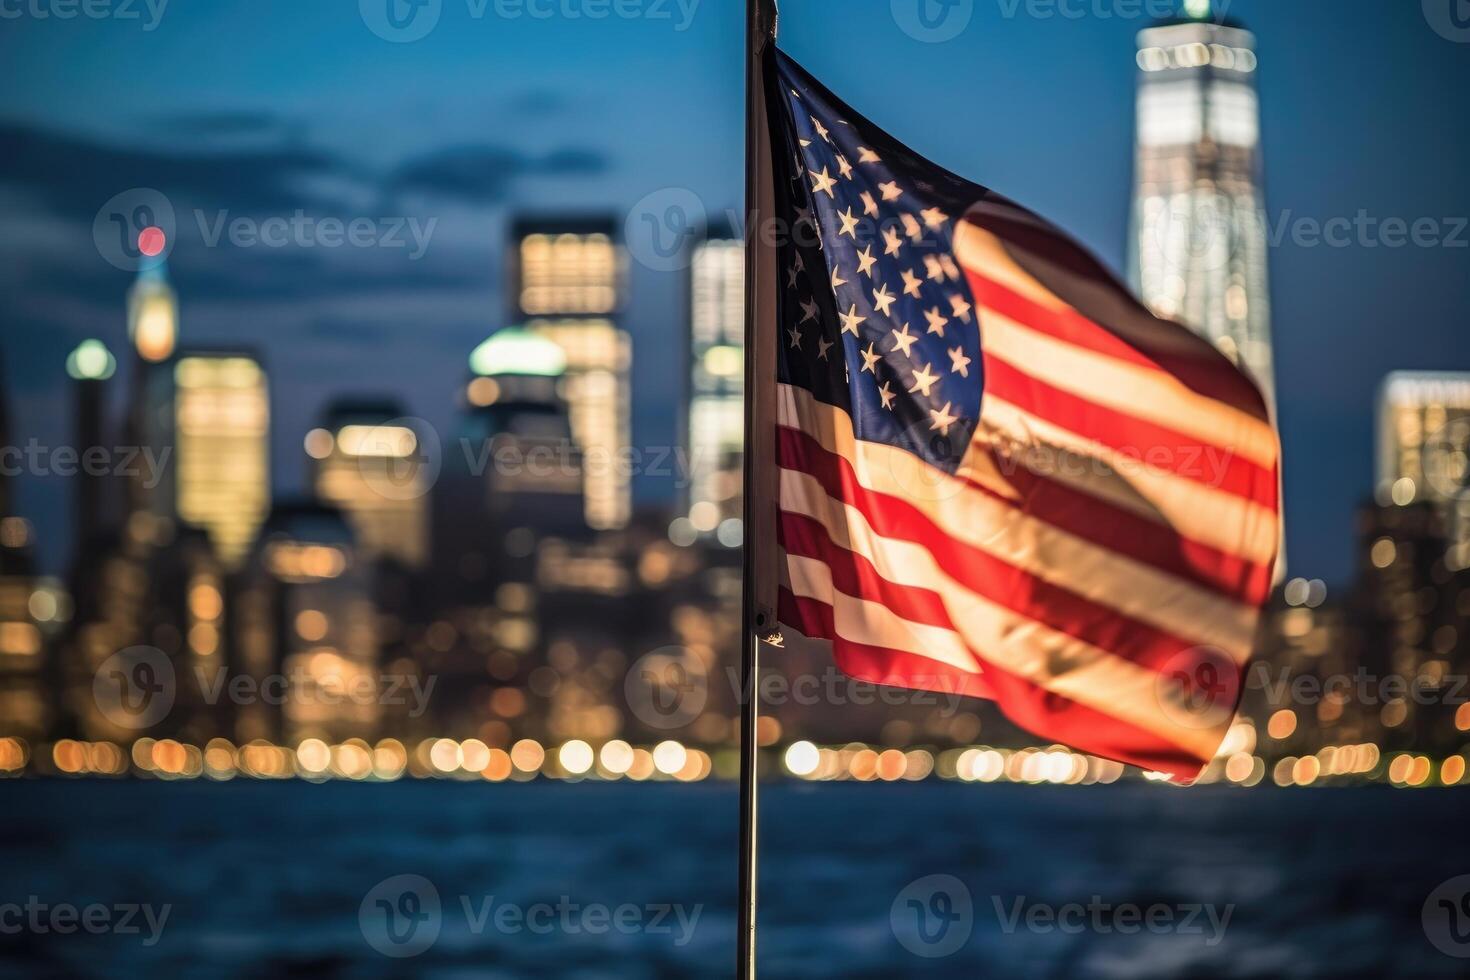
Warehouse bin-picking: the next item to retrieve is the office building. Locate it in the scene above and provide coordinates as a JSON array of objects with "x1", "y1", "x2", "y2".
[
  {"x1": 460, "y1": 326, "x2": 585, "y2": 547},
  {"x1": 308, "y1": 400, "x2": 430, "y2": 569},
  {"x1": 128, "y1": 255, "x2": 178, "y2": 364},
  {"x1": 67, "y1": 339, "x2": 118, "y2": 556},
  {"x1": 685, "y1": 231, "x2": 745, "y2": 543},
  {"x1": 0, "y1": 518, "x2": 49, "y2": 741},
  {"x1": 1130, "y1": 0, "x2": 1275, "y2": 406},
  {"x1": 234, "y1": 502, "x2": 380, "y2": 745},
  {"x1": 1377, "y1": 371, "x2": 1470, "y2": 566},
  {"x1": 162, "y1": 351, "x2": 271, "y2": 569},
  {"x1": 1355, "y1": 501, "x2": 1469, "y2": 754},
  {"x1": 510, "y1": 217, "x2": 632, "y2": 531}
]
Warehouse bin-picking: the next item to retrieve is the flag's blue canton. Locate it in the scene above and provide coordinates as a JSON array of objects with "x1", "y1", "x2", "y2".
[{"x1": 771, "y1": 55, "x2": 982, "y2": 474}]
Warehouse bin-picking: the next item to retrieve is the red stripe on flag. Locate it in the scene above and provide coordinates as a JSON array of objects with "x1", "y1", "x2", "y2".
[
  {"x1": 781, "y1": 510, "x2": 956, "y2": 633},
  {"x1": 777, "y1": 427, "x2": 1219, "y2": 674},
  {"x1": 981, "y1": 354, "x2": 1279, "y2": 509},
  {"x1": 965, "y1": 444, "x2": 1276, "y2": 606},
  {"x1": 778, "y1": 588, "x2": 1211, "y2": 781},
  {"x1": 963, "y1": 262, "x2": 1270, "y2": 422}
]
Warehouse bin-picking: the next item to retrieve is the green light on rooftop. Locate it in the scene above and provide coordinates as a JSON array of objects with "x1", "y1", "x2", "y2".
[
  {"x1": 66, "y1": 339, "x2": 116, "y2": 381},
  {"x1": 469, "y1": 327, "x2": 567, "y2": 378},
  {"x1": 1183, "y1": 0, "x2": 1210, "y2": 20}
]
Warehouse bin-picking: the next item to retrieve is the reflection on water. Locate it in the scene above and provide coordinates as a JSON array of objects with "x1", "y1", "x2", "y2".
[{"x1": 0, "y1": 781, "x2": 1465, "y2": 978}]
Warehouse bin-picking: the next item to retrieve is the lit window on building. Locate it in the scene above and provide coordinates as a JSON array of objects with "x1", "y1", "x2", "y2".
[
  {"x1": 175, "y1": 355, "x2": 270, "y2": 568},
  {"x1": 519, "y1": 233, "x2": 619, "y2": 315}
]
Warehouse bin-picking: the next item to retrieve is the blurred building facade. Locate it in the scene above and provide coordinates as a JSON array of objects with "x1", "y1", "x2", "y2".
[
  {"x1": 127, "y1": 255, "x2": 177, "y2": 365},
  {"x1": 309, "y1": 400, "x2": 430, "y2": 569},
  {"x1": 1130, "y1": 0, "x2": 1275, "y2": 406},
  {"x1": 234, "y1": 503, "x2": 380, "y2": 746},
  {"x1": 2, "y1": 88, "x2": 1466, "y2": 787},
  {"x1": 1378, "y1": 371, "x2": 1470, "y2": 565},
  {"x1": 684, "y1": 230, "x2": 746, "y2": 540},
  {"x1": 510, "y1": 217, "x2": 632, "y2": 531}
]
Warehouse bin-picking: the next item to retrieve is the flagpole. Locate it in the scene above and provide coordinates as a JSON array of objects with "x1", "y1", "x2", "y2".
[{"x1": 739, "y1": 0, "x2": 779, "y2": 976}]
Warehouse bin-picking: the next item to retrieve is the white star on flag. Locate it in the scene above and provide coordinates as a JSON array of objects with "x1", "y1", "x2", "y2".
[
  {"x1": 909, "y1": 363, "x2": 940, "y2": 397},
  {"x1": 872, "y1": 283, "x2": 897, "y2": 317},
  {"x1": 890, "y1": 323, "x2": 918, "y2": 357},
  {"x1": 928, "y1": 401, "x2": 958, "y2": 436},
  {"x1": 948, "y1": 346, "x2": 972, "y2": 377}
]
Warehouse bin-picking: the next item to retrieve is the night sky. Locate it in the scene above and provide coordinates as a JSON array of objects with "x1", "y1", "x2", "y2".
[{"x1": 1, "y1": 0, "x2": 1467, "y2": 584}]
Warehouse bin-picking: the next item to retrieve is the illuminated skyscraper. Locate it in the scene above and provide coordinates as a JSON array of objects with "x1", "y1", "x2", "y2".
[
  {"x1": 1356, "y1": 501, "x2": 1467, "y2": 752},
  {"x1": 1130, "y1": 0, "x2": 1275, "y2": 406},
  {"x1": 0, "y1": 517, "x2": 50, "y2": 741},
  {"x1": 1378, "y1": 372, "x2": 1470, "y2": 564},
  {"x1": 428, "y1": 328, "x2": 591, "y2": 736},
  {"x1": 462, "y1": 326, "x2": 584, "y2": 539},
  {"x1": 128, "y1": 255, "x2": 178, "y2": 364},
  {"x1": 308, "y1": 400, "x2": 430, "y2": 569},
  {"x1": 234, "y1": 502, "x2": 379, "y2": 745},
  {"x1": 0, "y1": 365, "x2": 65, "y2": 743},
  {"x1": 66, "y1": 340, "x2": 118, "y2": 555},
  {"x1": 510, "y1": 217, "x2": 631, "y2": 531},
  {"x1": 0, "y1": 357, "x2": 52, "y2": 744},
  {"x1": 166, "y1": 351, "x2": 271, "y2": 568},
  {"x1": 685, "y1": 230, "x2": 745, "y2": 544}
]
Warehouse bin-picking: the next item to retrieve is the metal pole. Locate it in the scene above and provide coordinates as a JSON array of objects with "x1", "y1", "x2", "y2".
[
  {"x1": 739, "y1": 1, "x2": 778, "y2": 976},
  {"x1": 735, "y1": 630, "x2": 760, "y2": 979}
]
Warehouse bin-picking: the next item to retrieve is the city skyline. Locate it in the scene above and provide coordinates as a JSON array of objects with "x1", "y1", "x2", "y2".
[
  {"x1": 3, "y1": 8, "x2": 1469, "y2": 977},
  {"x1": 3, "y1": 1, "x2": 1469, "y2": 586}
]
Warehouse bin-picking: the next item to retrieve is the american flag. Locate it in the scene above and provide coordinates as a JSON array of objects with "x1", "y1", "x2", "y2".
[{"x1": 765, "y1": 51, "x2": 1280, "y2": 782}]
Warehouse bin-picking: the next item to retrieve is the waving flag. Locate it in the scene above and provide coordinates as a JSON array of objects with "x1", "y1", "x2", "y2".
[{"x1": 765, "y1": 50, "x2": 1280, "y2": 782}]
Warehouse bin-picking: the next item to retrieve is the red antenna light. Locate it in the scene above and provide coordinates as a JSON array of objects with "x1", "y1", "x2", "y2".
[{"x1": 138, "y1": 226, "x2": 166, "y2": 257}]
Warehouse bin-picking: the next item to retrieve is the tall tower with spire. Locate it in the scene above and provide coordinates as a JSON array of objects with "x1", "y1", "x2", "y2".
[
  {"x1": 127, "y1": 254, "x2": 178, "y2": 364},
  {"x1": 1129, "y1": 0, "x2": 1275, "y2": 409},
  {"x1": 124, "y1": 253, "x2": 178, "y2": 520}
]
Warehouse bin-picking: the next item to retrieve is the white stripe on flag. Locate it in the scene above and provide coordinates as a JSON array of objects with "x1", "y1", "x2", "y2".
[
  {"x1": 777, "y1": 383, "x2": 1259, "y2": 659},
  {"x1": 978, "y1": 393, "x2": 1279, "y2": 564},
  {"x1": 978, "y1": 309, "x2": 1279, "y2": 469}
]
